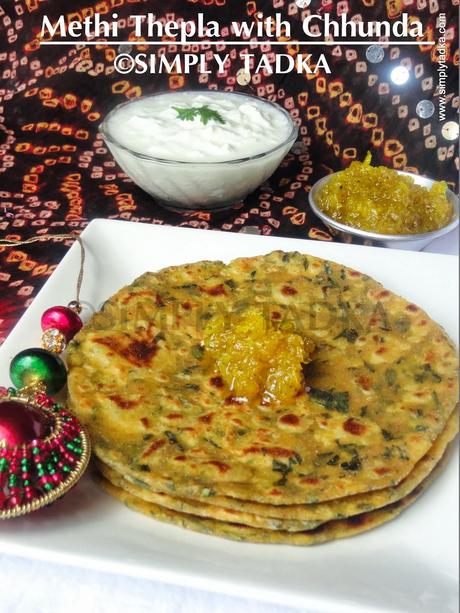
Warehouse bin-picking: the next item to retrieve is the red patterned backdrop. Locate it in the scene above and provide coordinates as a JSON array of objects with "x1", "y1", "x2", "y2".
[{"x1": 0, "y1": 0, "x2": 458, "y2": 342}]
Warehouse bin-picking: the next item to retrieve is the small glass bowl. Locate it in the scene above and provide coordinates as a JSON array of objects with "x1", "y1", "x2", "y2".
[
  {"x1": 100, "y1": 91, "x2": 299, "y2": 213},
  {"x1": 309, "y1": 171, "x2": 459, "y2": 251}
]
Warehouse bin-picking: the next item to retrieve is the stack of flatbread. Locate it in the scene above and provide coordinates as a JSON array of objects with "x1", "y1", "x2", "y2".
[{"x1": 67, "y1": 251, "x2": 458, "y2": 545}]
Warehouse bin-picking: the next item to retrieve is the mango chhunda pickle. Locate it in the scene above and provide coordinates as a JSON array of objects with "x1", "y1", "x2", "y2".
[
  {"x1": 203, "y1": 307, "x2": 315, "y2": 403},
  {"x1": 317, "y1": 153, "x2": 453, "y2": 235}
]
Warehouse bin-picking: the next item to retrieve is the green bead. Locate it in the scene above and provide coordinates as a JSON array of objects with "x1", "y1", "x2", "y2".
[{"x1": 10, "y1": 348, "x2": 67, "y2": 395}]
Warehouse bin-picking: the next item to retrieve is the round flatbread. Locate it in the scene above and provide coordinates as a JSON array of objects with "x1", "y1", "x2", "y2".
[
  {"x1": 96, "y1": 407, "x2": 458, "y2": 523},
  {"x1": 68, "y1": 251, "x2": 458, "y2": 504},
  {"x1": 96, "y1": 461, "x2": 441, "y2": 545},
  {"x1": 96, "y1": 461, "x2": 322, "y2": 531}
]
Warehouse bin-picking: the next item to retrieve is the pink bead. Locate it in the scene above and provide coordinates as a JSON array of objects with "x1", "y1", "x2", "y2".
[
  {"x1": 35, "y1": 393, "x2": 54, "y2": 408},
  {"x1": 41, "y1": 306, "x2": 82, "y2": 342},
  {"x1": 8, "y1": 495, "x2": 22, "y2": 508}
]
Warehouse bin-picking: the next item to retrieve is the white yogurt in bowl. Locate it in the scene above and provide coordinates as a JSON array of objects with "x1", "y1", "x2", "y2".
[{"x1": 100, "y1": 90, "x2": 297, "y2": 211}]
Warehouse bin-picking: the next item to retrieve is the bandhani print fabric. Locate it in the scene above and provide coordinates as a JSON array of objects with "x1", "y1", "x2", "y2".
[{"x1": 0, "y1": 0, "x2": 458, "y2": 342}]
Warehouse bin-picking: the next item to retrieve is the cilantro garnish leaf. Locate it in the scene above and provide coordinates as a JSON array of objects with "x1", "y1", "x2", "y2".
[{"x1": 173, "y1": 105, "x2": 225, "y2": 126}]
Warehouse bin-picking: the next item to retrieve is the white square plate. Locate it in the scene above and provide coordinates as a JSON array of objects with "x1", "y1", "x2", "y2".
[{"x1": 0, "y1": 220, "x2": 458, "y2": 613}]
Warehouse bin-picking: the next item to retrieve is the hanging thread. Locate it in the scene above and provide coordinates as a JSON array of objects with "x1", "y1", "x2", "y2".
[{"x1": 0, "y1": 234, "x2": 86, "y2": 310}]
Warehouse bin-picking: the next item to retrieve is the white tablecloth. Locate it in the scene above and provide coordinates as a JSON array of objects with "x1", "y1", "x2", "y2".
[
  {"x1": 1, "y1": 230, "x2": 458, "y2": 613},
  {"x1": 0, "y1": 553, "x2": 299, "y2": 613}
]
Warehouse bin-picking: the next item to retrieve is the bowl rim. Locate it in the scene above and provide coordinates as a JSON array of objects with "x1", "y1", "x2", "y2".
[
  {"x1": 309, "y1": 170, "x2": 460, "y2": 242},
  {"x1": 99, "y1": 89, "x2": 299, "y2": 166}
]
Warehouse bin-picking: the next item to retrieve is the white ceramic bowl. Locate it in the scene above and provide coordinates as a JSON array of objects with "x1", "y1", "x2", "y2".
[
  {"x1": 100, "y1": 91, "x2": 298, "y2": 212},
  {"x1": 309, "y1": 171, "x2": 459, "y2": 251}
]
